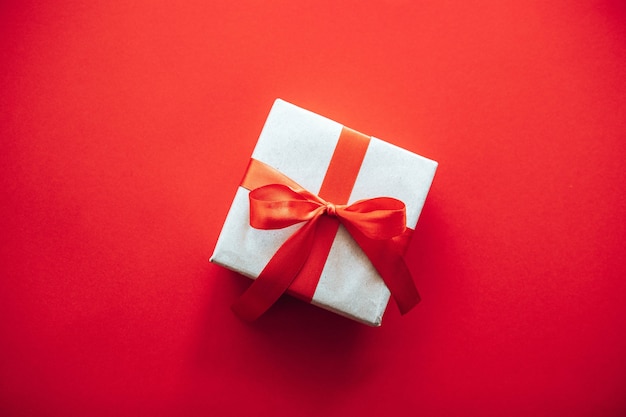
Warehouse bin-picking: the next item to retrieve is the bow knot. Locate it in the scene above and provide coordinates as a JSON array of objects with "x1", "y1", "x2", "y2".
[{"x1": 325, "y1": 202, "x2": 338, "y2": 217}]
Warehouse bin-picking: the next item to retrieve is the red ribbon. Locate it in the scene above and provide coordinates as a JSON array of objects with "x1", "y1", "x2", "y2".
[{"x1": 231, "y1": 128, "x2": 420, "y2": 321}]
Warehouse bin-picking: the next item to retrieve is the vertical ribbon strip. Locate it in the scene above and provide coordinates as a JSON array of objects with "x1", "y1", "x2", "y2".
[{"x1": 231, "y1": 127, "x2": 420, "y2": 321}]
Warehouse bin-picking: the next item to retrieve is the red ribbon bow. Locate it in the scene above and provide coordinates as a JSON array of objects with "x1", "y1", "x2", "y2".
[
  {"x1": 231, "y1": 161, "x2": 420, "y2": 321},
  {"x1": 249, "y1": 184, "x2": 407, "y2": 240}
]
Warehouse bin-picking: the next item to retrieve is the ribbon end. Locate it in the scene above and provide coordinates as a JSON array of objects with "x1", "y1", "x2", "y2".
[
  {"x1": 397, "y1": 289, "x2": 421, "y2": 315},
  {"x1": 231, "y1": 300, "x2": 262, "y2": 322}
]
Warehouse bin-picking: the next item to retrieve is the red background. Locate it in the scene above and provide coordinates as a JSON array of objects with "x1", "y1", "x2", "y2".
[{"x1": 1, "y1": 1, "x2": 625, "y2": 416}]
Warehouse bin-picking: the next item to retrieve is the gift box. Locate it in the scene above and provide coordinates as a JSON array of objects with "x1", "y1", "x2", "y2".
[{"x1": 210, "y1": 99, "x2": 437, "y2": 326}]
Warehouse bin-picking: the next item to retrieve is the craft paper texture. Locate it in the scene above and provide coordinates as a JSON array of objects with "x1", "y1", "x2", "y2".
[{"x1": 211, "y1": 99, "x2": 437, "y2": 325}]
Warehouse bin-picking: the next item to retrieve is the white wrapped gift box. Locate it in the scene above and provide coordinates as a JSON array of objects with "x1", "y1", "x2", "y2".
[{"x1": 210, "y1": 99, "x2": 437, "y2": 326}]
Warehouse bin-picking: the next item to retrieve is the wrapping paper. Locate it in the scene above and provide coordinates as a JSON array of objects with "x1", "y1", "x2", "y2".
[{"x1": 211, "y1": 99, "x2": 437, "y2": 325}]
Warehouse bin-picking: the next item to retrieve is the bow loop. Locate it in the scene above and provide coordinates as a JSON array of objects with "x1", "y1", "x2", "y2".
[
  {"x1": 337, "y1": 197, "x2": 406, "y2": 240},
  {"x1": 249, "y1": 184, "x2": 325, "y2": 229}
]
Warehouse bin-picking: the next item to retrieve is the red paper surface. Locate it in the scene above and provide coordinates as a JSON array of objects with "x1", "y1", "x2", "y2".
[{"x1": 1, "y1": 1, "x2": 625, "y2": 416}]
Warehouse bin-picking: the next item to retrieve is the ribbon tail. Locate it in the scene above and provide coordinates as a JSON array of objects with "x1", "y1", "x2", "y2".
[
  {"x1": 343, "y1": 223, "x2": 421, "y2": 315},
  {"x1": 231, "y1": 217, "x2": 320, "y2": 321}
]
